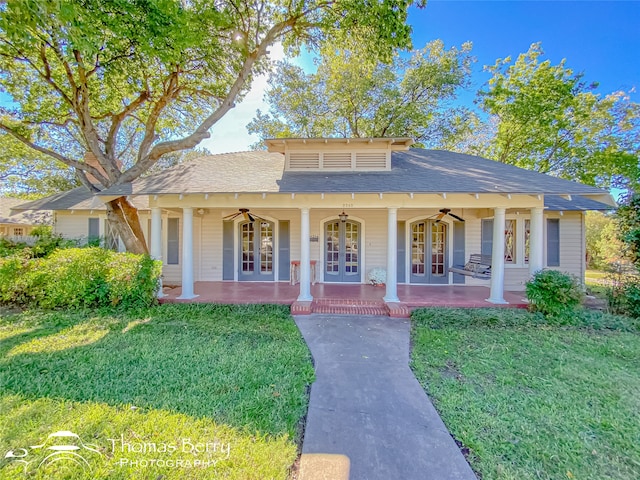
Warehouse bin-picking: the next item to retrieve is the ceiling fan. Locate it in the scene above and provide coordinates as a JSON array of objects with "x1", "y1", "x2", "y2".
[
  {"x1": 432, "y1": 208, "x2": 465, "y2": 223},
  {"x1": 223, "y1": 208, "x2": 266, "y2": 223}
]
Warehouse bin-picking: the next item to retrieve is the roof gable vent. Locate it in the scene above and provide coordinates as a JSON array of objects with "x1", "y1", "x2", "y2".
[
  {"x1": 288, "y1": 152, "x2": 320, "y2": 169},
  {"x1": 356, "y1": 152, "x2": 387, "y2": 170},
  {"x1": 322, "y1": 152, "x2": 352, "y2": 170}
]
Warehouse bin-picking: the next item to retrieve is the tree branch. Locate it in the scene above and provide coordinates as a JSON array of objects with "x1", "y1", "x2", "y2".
[
  {"x1": 119, "y1": 13, "x2": 309, "y2": 184},
  {"x1": 0, "y1": 122, "x2": 110, "y2": 186},
  {"x1": 106, "y1": 90, "x2": 150, "y2": 158}
]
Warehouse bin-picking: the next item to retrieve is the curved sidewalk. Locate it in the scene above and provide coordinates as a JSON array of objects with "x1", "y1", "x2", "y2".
[{"x1": 295, "y1": 314, "x2": 477, "y2": 480}]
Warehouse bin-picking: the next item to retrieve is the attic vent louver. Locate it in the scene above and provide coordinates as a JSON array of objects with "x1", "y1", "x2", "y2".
[
  {"x1": 323, "y1": 152, "x2": 352, "y2": 169},
  {"x1": 356, "y1": 152, "x2": 387, "y2": 169},
  {"x1": 289, "y1": 152, "x2": 320, "y2": 169}
]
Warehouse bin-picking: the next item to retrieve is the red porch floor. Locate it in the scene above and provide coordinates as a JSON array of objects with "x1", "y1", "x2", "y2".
[{"x1": 160, "y1": 282, "x2": 528, "y2": 315}]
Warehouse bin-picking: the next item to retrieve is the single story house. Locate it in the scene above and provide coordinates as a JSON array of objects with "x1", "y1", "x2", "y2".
[
  {"x1": 15, "y1": 138, "x2": 614, "y2": 308},
  {"x1": 0, "y1": 197, "x2": 51, "y2": 239}
]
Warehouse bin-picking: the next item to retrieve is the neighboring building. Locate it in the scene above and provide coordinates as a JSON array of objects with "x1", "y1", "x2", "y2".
[
  {"x1": 0, "y1": 197, "x2": 51, "y2": 239},
  {"x1": 14, "y1": 138, "x2": 614, "y2": 305}
]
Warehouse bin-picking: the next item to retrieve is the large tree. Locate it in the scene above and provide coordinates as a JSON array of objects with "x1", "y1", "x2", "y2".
[
  {"x1": 247, "y1": 39, "x2": 475, "y2": 147},
  {"x1": 0, "y1": 0, "x2": 414, "y2": 253},
  {"x1": 478, "y1": 43, "x2": 640, "y2": 192}
]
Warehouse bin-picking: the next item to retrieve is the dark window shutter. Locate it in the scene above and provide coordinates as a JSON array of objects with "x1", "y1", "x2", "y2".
[
  {"x1": 547, "y1": 219, "x2": 560, "y2": 266},
  {"x1": 481, "y1": 219, "x2": 493, "y2": 256},
  {"x1": 278, "y1": 221, "x2": 290, "y2": 281},
  {"x1": 222, "y1": 221, "x2": 234, "y2": 280},
  {"x1": 88, "y1": 218, "x2": 99, "y2": 241},
  {"x1": 397, "y1": 221, "x2": 406, "y2": 283},
  {"x1": 167, "y1": 218, "x2": 179, "y2": 265},
  {"x1": 453, "y1": 221, "x2": 466, "y2": 284}
]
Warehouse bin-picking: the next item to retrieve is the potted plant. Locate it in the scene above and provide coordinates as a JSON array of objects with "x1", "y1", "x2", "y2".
[{"x1": 368, "y1": 267, "x2": 387, "y2": 286}]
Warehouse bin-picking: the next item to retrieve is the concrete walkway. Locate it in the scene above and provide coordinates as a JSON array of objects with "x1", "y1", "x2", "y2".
[{"x1": 295, "y1": 314, "x2": 477, "y2": 480}]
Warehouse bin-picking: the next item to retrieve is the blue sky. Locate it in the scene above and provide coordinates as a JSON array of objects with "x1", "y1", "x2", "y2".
[{"x1": 205, "y1": 0, "x2": 640, "y2": 153}]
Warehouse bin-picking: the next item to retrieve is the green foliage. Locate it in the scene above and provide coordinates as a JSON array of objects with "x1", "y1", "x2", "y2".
[
  {"x1": 605, "y1": 267, "x2": 640, "y2": 319},
  {"x1": 0, "y1": 247, "x2": 161, "y2": 309},
  {"x1": 248, "y1": 39, "x2": 475, "y2": 148},
  {"x1": 585, "y1": 211, "x2": 622, "y2": 268},
  {"x1": 0, "y1": 0, "x2": 412, "y2": 180},
  {"x1": 525, "y1": 269, "x2": 584, "y2": 318},
  {"x1": 478, "y1": 43, "x2": 640, "y2": 192},
  {"x1": 616, "y1": 193, "x2": 640, "y2": 267},
  {"x1": 0, "y1": 133, "x2": 78, "y2": 197}
]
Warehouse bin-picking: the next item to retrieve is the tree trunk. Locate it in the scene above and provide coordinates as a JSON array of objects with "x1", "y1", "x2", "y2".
[{"x1": 105, "y1": 196, "x2": 149, "y2": 255}]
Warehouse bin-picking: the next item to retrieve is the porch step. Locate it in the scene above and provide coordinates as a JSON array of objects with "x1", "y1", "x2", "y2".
[
  {"x1": 311, "y1": 298, "x2": 398, "y2": 317},
  {"x1": 291, "y1": 298, "x2": 412, "y2": 318}
]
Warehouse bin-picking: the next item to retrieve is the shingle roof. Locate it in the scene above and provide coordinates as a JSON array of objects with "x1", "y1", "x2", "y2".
[
  {"x1": 19, "y1": 148, "x2": 616, "y2": 211},
  {"x1": 544, "y1": 195, "x2": 614, "y2": 211},
  {"x1": 99, "y1": 152, "x2": 285, "y2": 196},
  {"x1": 0, "y1": 197, "x2": 51, "y2": 225},
  {"x1": 99, "y1": 149, "x2": 612, "y2": 200},
  {"x1": 278, "y1": 149, "x2": 611, "y2": 196},
  {"x1": 11, "y1": 187, "x2": 148, "y2": 212}
]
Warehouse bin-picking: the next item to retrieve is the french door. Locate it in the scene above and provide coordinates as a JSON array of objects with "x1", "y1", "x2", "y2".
[
  {"x1": 324, "y1": 220, "x2": 361, "y2": 282},
  {"x1": 238, "y1": 221, "x2": 274, "y2": 281},
  {"x1": 410, "y1": 220, "x2": 448, "y2": 284}
]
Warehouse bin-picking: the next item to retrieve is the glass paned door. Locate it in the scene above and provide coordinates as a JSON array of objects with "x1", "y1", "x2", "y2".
[
  {"x1": 239, "y1": 221, "x2": 274, "y2": 281},
  {"x1": 410, "y1": 220, "x2": 448, "y2": 284},
  {"x1": 324, "y1": 220, "x2": 361, "y2": 282}
]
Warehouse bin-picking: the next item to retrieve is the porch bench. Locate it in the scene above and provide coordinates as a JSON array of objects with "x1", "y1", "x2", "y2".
[{"x1": 449, "y1": 254, "x2": 492, "y2": 279}]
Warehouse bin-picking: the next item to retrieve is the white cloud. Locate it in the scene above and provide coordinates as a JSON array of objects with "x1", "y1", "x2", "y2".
[{"x1": 202, "y1": 43, "x2": 286, "y2": 154}]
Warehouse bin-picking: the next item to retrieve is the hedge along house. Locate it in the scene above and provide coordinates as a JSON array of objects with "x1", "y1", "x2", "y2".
[{"x1": 15, "y1": 138, "x2": 614, "y2": 314}]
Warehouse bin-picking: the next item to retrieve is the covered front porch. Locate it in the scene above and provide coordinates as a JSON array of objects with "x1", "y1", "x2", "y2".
[{"x1": 159, "y1": 282, "x2": 528, "y2": 317}]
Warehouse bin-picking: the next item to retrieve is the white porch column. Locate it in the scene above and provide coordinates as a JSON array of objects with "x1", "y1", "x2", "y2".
[
  {"x1": 487, "y1": 207, "x2": 508, "y2": 304},
  {"x1": 177, "y1": 207, "x2": 198, "y2": 299},
  {"x1": 383, "y1": 207, "x2": 400, "y2": 303},
  {"x1": 529, "y1": 206, "x2": 544, "y2": 278},
  {"x1": 297, "y1": 207, "x2": 313, "y2": 302},
  {"x1": 150, "y1": 207, "x2": 165, "y2": 298}
]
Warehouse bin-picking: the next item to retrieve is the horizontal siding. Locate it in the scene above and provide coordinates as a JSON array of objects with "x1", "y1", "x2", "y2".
[
  {"x1": 55, "y1": 213, "x2": 95, "y2": 240},
  {"x1": 200, "y1": 215, "x2": 219, "y2": 281},
  {"x1": 548, "y1": 212, "x2": 584, "y2": 281}
]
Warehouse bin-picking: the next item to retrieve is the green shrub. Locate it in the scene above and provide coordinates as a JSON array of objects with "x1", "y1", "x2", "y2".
[
  {"x1": 0, "y1": 247, "x2": 161, "y2": 310},
  {"x1": 606, "y1": 269, "x2": 640, "y2": 319},
  {"x1": 526, "y1": 269, "x2": 584, "y2": 318},
  {"x1": 0, "y1": 253, "x2": 32, "y2": 303},
  {"x1": 105, "y1": 251, "x2": 163, "y2": 309}
]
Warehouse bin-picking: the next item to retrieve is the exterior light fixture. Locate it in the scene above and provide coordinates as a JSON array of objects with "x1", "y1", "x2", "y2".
[{"x1": 338, "y1": 211, "x2": 349, "y2": 223}]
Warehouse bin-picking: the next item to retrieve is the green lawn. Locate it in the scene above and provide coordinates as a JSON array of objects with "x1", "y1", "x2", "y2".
[
  {"x1": 411, "y1": 308, "x2": 640, "y2": 480},
  {"x1": 585, "y1": 269, "x2": 608, "y2": 282},
  {"x1": 0, "y1": 304, "x2": 314, "y2": 479}
]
